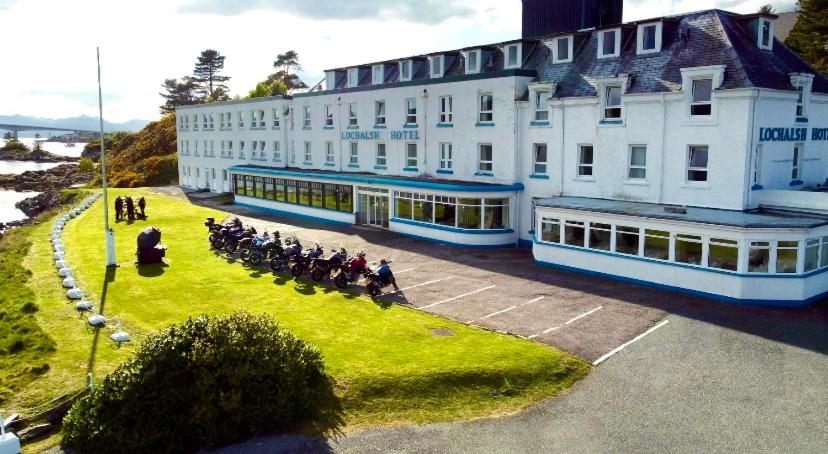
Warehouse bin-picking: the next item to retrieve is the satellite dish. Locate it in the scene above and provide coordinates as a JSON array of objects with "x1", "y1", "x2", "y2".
[{"x1": 88, "y1": 315, "x2": 106, "y2": 328}]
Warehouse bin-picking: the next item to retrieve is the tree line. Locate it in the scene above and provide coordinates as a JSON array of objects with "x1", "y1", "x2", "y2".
[{"x1": 160, "y1": 50, "x2": 308, "y2": 114}]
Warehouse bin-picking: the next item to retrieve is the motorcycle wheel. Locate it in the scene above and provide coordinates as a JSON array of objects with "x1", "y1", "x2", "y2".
[
  {"x1": 249, "y1": 253, "x2": 263, "y2": 266},
  {"x1": 270, "y1": 258, "x2": 284, "y2": 272},
  {"x1": 334, "y1": 273, "x2": 348, "y2": 289},
  {"x1": 311, "y1": 268, "x2": 325, "y2": 282},
  {"x1": 290, "y1": 264, "x2": 305, "y2": 277},
  {"x1": 368, "y1": 284, "x2": 381, "y2": 297},
  {"x1": 239, "y1": 249, "x2": 251, "y2": 262},
  {"x1": 225, "y1": 242, "x2": 237, "y2": 254}
]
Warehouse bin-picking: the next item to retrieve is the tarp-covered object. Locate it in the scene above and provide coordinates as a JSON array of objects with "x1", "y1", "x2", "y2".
[{"x1": 137, "y1": 227, "x2": 162, "y2": 249}]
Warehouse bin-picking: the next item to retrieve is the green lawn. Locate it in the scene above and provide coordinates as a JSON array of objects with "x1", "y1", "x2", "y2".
[{"x1": 10, "y1": 188, "x2": 589, "y2": 448}]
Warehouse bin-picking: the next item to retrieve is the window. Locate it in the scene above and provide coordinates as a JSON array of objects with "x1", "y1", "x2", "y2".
[
  {"x1": 435, "y1": 196, "x2": 456, "y2": 227},
  {"x1": 644, "y1": 229, "x2": 670, "y2": 260},
  {"x1": 628, "y1": 146, "x2": 647, "y2": 180},
  {"x1": 375, "y1": 101, "x2": 386, "y2": 126},
  {"x1": 257, "y1": 110, "x2": 266, "y2": 127},
  {"x1": 603, "y1": 86, "x2": 623, "y2": 119},
  {"x1": 577, "y1": 145, "x2": 594, "y2": 177},
  {"x1": 349, "y1": 142, "x2": 359, "y2": 165},
  {"x1": 674, "y1": 234, "x2": 703, "y2": 265},
  {"x1": 273, "y1": 141, "x2": 281, "y2": 161},
  {"x1": 376, "y1": 143, "x2": 387, "y2": 167},
  {"x1": 466, "y1": 50, "x2": 480, "y2": 73},
  {"x1": 324, "y1": 105, "x2": 333, "y2": 127},
  {"x1": 234, "y1": 175, "x2": 353, "y2": 213},
  {"x1": 372, "y1": 65, "x2": 384, "y2": 85},
  {"x1": 458, "y1": 198, "x2": 481, "y2": 229},
  {"x1": 822, "y1": 237, "x2": 828, "y2": 268},
  {"x1": 222, "y1": 169, "x2": 228, "y2": 181},
  {"x1": 325, "y1": 142, "x2": 334, "y2": 164},
  {"x1": 752, "y1": 145, "x2": 763, "y2": 186},
  {"x1": 589, "y1": 223, "x2": 612, "y2": 251},
  {"x1": 638, "y1": 23, "x2": 661, "y2": 54},
  {"x1": 599, "y1": 29, "x2": 620, "y2": 58},
  {"x1": 227, "y1": 141, "x2": 233, "y2": 156},
  {"x1": 304, "y1": 141, "x2": 312, "y2": 163},
  {"x1": 439, "y1": 96, "x2": 453, "y2": 124},
  {"x1": 348, "y1": 103, "x2": 358, "y2": 127},
  {"x1": 541, "y1": 218, "x2": 561, "y2": 243},
  {"x1": 405, "y1": 98, "x2": 417, "y2": 125},
  {"x1": 430, "y1": 55, "x2": 443, "y2": 78},
  {"x1": 804, "y1": 239, "x2": 820, "y2": 272},
  {"x1": 347, "y1": 68, "x2": 359, "y2": 87},
  {"x1": 534, "y1": 91, "x2": 549, "y2": 122},
  {"x1": 505, "y1": 44, "x2": 521, "y2": 68},
  {"x1": 289, "y1": 107, "x2": 294, "y2": 129},
  {"x1": 303, "y1": 106, "x2": 311, "y2": 128},
  {"x1": 615, "y1": 226, "x2": 640, "y2": 255},
  {"x1": 796, "y1": 85, "x2": 805, "y2": 117},
  {"x1": 687, "y1": 146, "x2": 709, "y2": 182},
  {"x1": 478, "y1": 144, "x2": 493, "y2": 172},
  {"x1": 792, "y1": 144, "x2": 803, "y2": 180},
  {"x1": 399, "y1": 60, "x2": 412, "y2": 81},
  {"x1": 484, "y1": 198, "x2": 509, "y2": 229},
  {"x1": 290, "y1": 141, "x2": 295, "y2": 163},
  {"x1": 748, "y1": 241, "x2": 771, "y2": 273},
  {"x1": 776, "y1": 241, "x2": 799, "y2": 274},
  {"x1": 406, "y1": 143, "x2": 418, "y2": 168},
  {"x1": 439, "y1": 143, "x2": 453, "y2": 170},
  {"x1": 758, "y1": 18, "x2": 774, "y2": 50},
  {"x1": 691, "y1": 79, "x2": 713, "y2": 116},
  {"x1": 478, "y1": 94, "x2": 493, "y2": 123},
  {"x1": 237, "y1": 111, "x2": 244, "y2": 128},
  {"x1": 202, "y1": 114, "x2": 208, "y2": 129},
  {"x1": 554, "y1": 36, "x2": 572, "y2": 63},
  {"x1": 565, "y1": 221, "x2": 586, "y2": 247},
  {"x1": 533, "y1": 144, "x2": 548, "y2": 175}
]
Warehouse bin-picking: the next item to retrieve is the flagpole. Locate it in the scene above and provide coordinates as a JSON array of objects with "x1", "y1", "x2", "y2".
[{"x1": 97, "y1": 47, "x2": 117, "y2": 267}]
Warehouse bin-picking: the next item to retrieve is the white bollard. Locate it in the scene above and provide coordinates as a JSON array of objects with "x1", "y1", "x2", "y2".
[
  {"x1": 54, "y1": 251, "x2": 65, "y2": 260},
  {"x1": 55, "y1": 260, "x2": 68, "y2": 269},
  {"x1": 67, "y1": 288, "x2": 83, "y2": 300},
  {"x1": 58, "y1": 267, "x2": 72, "y2": 278},
  {"x1": 62, "y1": 277, "x2": 75, "y2": 288}
]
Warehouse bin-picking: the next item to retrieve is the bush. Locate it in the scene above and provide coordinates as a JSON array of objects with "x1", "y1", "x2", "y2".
[
  {"x1": 62, "y1": 311, "x2": 329, "y2": 453},
  {"x1": 78, "y1": 157, "x2": 95, "y2": 173}
]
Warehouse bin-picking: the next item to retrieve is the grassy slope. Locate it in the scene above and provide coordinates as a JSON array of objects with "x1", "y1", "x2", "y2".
[{"x1": 12, "y1": 189, "x2": 589, "y2": 449}]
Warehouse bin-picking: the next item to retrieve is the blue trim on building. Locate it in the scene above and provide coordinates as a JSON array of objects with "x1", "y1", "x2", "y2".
[
  {"x1": 751, "y1": 184, "x2": 764, "y2": 191},
  {"x1": 475, "y1": 122, "x2": 495, "y2": 127},
  {"x1": 403, "y1": 124, "x2": 418, "y2": 129},
  {"x1": 436, "y1": 123, "x2": 454, "y2": 128},
  {"x1": 229, "y1": 166, "x2": 525, "y2": 192},
  {"x1": 795, "y1": 117, "x2": 808, "y2": 124},
  {"x1": 790, "y1": 180, "x2": 804, "y2": 187},
  {"x1": 599, "y1": 119, "x2": 624, "y2": 125},
  {"x1": 374, "y1": 165, "x2": 388, "y2": 170},
  {"x1": 235, "y1": 202, "x2": 352, "y2": 226},
  {"x1": 347, "y1": 164, "x2": 360, "y2": 169},
  {"x1": 530, "y1": 121, "x2": 550, "y2": 127},
  {"x1": 303, "y1": 161, "x2": 313, "y2": 166},
  {"x1": 533, "y1": 259, "x2": 819, "y2": 307},
  {"x1": 347, "y1": 125, "x2": 359, "y2": 129},
  {"x1": 373, "y1": 124, "x2": 387, "y2": 129},
  {"x1": 324, "y1": 162, "x2": 336, "y2": 167},
  {"x1": 391, "y1": 217, "x2": 513, "y2": 235},
  {"x1": 323, "y1": 126, "x2": 334, "y2": 130},
  {"x1": 391, "y1": 228, "x2": 517, "y2": 249},
  {"x1": 530, "y1": 174, "x2": 550, "y2": 180},
  {"x1": 436, "y1": 169, "x2": 454, "y2": 175},
  {"x1": 475, "y1": 171, "x2": 494, "y2": 177},
  {"x1": 403, "y1": 167, "x2": 419, "y2": 172}
]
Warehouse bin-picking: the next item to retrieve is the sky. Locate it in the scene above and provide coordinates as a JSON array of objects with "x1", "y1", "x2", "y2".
[{"x1": 0, "y1": 0, "x2": 796, "y2": 123}]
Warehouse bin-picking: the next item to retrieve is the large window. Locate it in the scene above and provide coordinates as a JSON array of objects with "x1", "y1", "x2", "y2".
[
  {"x1": 478, "y1": 144, "x2": 493, "y2": 172},
  {"x1": 399, "y1": 60, "x2": 412, "y2": 81},
  {"x1": 466, "y1": 50, "x2": 480, "y2": 73},
  {"x1": 616, "y1": 226, "x2": 640, "y2": 255},
  {"x1": 599, "y1": 29, "x2": 620, "y2": 58},
  {"x1": 804, "y1": 239, "x2": 820, "y2": 272},
  {"x1": 505, "y1": 44, "x2": 520, "y2": 68},
  {"x1": 578, "y1": 145, "x2": 594, "y2": 177},
  {"x1": 533, "y1": 144, "x2": 548, "y2": 175},
  {"x1": 628, "y1": 146, "x2": 647, "y2": 180},
  {"x1": 554, "y1": 36, "x2": 572, "y2": 63},
  {"x1": 644, "y1": 229, "x2": 670, "y2": 260},
  {"x1": 687, "y1": 145, "x2": 709, "y2": 182},
  {"x1": 478, "y1": 94, "x2": 494, "y2": 123},
  {"x1": 405, "y1": 98, "x2": 417, "y2": 125},
  {"x1": 589, "y1": 223, "x2": 612, "y2": 251},
  {"x1": 776, "y1": 241, "x2": 798, "y2": 274},
  {"x1": 440, "y1": 143, "x2": 453, "y2": 170},
  {"x1": 708, "y1": 238, "x2": 738, "y2": 271},
  {"x1": 748, "y1": 241, "x2": 770, "y2": 273},
  {"x1": 691, "y1": 79, "x2": 713, "y2": 116},
  {"x1": 541, "y1": 218, "x2": 561, "y2": 243},
  {"x1": 440, "y1": 96, "x2": 453, "y2": 124},
  {"x1": 675, "y1": 234, "x2": 703, "y2": 265},
  {"x1": 395, "y1": 192, "x2": 510, "y2": 231},
  {"x1": 564, "y1": 221, "x2": 586, "y2": 247},
  {"x1": 375, "y1": 101, "x2": 386, "y2": 126},
  {"x1": 233, "y1": 175, "x2": 352, "y2": 213}
]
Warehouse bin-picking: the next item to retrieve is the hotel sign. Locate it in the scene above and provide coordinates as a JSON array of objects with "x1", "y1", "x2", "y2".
[
  {"x1": 341, "y1": 129, "x2": 420, "y2": 141},
  {"x1": 759, "y1": 127, "x2": 828, "y2": 142}
]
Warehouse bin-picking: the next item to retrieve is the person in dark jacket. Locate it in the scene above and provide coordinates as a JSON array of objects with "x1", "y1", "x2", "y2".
[
  {"x1": 114, "y1": 196, "x2": 123, "y2": 221},
  {"x1": 377, "y1": 259, "x2": 398, "y2": 290},
  {"x1": 137, "y1": 197, "x2": 146, "y2": 219},
  {"x1": 125, "y1": 196, "x2": 135, "y2": 221}
]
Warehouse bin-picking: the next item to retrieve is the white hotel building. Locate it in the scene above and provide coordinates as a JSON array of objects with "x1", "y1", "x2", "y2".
[{"x1": 177, "y1": 1, "x2": 828, "y2": 307}]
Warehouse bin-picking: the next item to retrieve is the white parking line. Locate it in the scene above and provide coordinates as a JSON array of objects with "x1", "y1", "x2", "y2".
[
  {"x1": 385, "y1": 277, "x2": 453, "y2": 296},
  {"x1": 476, "y1": 296, "x2": 545, "y2": 322},
  {"x1": 528, "y1": 306, "x2": 603, "y2": 339},
  {"x1": 593, "y1": 319, "x2": 670, "y2": 366},
  {"x1": 420, "y1": 286, "x2": 496, "y2": 310},
  {"x1": 395, "y1": 268, "x2": 415, "y2": 274}
]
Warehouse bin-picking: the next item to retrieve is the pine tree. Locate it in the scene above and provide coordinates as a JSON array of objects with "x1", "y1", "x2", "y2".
[
  {"x1": 159, "y1": 76, "x2": 202, "y2": 114},
  {"x1": 758, "y1": 4, "x2": 775, "y2": 14},
  {"x1": 272, "y1": 50, "x2": 308, "y2": 90},
  {"x1": 193, "y1": 49, "x2": 231, "y2": 100},
  {"x1": 785, "y1": 0, "x2": 828, "y2": 75}
]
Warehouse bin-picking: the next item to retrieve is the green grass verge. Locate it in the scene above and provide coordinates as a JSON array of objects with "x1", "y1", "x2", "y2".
[{"x1": 10, "y1": 188, "x2": 590, "y2": 449}]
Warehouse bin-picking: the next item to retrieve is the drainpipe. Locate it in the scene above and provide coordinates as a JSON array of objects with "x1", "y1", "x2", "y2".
[
  {"x1": 559, "y1": 99, "x2": 565, "y2": 197},
  {"x1": 513, "y1": 81, "x2": 523, "y2": 247},
  {"x1": 658, "y1": 92, "x2": 667, "y2": 203},
  {"x1": 745, "y1": 90, "x2": 758, "y2": 209},
  {"x1": 422, "y1": 89, "x2": 429, "y2": 170}
]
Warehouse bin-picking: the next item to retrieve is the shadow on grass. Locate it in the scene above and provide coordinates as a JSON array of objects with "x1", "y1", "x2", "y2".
[
  {"x1": 86, "y1": 267, "x2": 117, "y2": 375},
  {"x1": 136, "y1": 262, "x2": 168, "y2": 278}
]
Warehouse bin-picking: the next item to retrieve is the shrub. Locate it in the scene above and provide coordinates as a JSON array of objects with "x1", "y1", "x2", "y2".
[
  {"x1": 62, "y1": 311, "x2": 329, "y2": 453},
  {"x1": 78, "y1": 157, "x2": 95, "y2": 173}
]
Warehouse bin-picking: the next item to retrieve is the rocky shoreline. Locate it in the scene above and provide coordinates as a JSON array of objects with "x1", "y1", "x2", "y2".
[
  {"x1": 0, "y1": 164, "x2": 92, "y2": 192},
  {"x1": 0, "y1": 147, "x2": 79, "y2": 163}
]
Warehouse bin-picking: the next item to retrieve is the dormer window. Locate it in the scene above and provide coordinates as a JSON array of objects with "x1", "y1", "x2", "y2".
[
  {"x1": 691, "y1": 79, "x2": 713, "y2": 116},
  {"x1": 399, "y1": 60, "x2": 412, "y2": 81},
  {"x1": 430, "y1": 55, "x2": 444, "y2": 78},
  {"x1": 637, "y1": 22, "x2": 662, "y2": 54},
  {"x1": 325, "y1": 71, "x2": 336, "y2": 90},
  {"x1": 790, "y1": 73, "x2": 814, "y2": 121},
  {"x1": 758, "y1": 18, "x2": 774, "y2": 50},
  {"x1": 553, "y1": 36, "x2": 573, "y2": 63},
  {"x1": 505, "y1": 44, "x2": 522, "y2": 69},
  {"x1": 604, "y1": 86, "x2": 623, "y2": 119},
  {"x1": 598, "y1": 29, "x2": 621, "y2": 58},
  {"x1": 347, "y1": 68, "x2": 359, "y2": 88},
  {"x1": 466, "y1": 50, "x2": 481, "y2": 73},
  {"x1": 372, "y1": 65, "x2": 384, "y2": 85}
]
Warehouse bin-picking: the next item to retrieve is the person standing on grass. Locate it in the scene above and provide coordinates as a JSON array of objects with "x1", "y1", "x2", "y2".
[
  {"x1": 125, "y1": 196, "x2": 135, "y2": 221},
  {"x1": 138, "y1": 197, "x2": 146, "y2": 219},
  {"x1": 114, "y1": 196, "x2": 123, "y2": 221}
]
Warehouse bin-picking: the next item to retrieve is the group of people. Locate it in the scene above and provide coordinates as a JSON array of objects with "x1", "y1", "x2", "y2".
[{"x1": 114, "y1": 196, "x2": 147, "y2": 222}]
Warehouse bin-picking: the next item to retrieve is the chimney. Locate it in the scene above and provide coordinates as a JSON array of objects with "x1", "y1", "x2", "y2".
[{"x1": 522, "y1": 0, "x2": 624, "y2": 39}]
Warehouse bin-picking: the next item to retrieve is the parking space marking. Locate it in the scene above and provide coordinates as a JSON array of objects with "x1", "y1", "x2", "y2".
[
  {"x1": 385, "y1": 277, "x2": 453, "y2": 296},
  {"x1": 395, "y1": 268, "x2": 415, "y2": 274},
  {"x1": 528, "y1": 306, "x2": 603, "y2": 339},
  {"x1": 420, "y1": 286, "x2": 496, "y2": 310},
  {"x1": 475, "y1": 296, "x2": 545, "y2": 322},
  {"x1": 593, "y1": 319, "x2": 670, "y2": 366}
]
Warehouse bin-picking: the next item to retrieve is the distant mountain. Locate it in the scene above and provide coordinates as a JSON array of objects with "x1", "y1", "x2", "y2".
[{"x1": 0, "y1": 114, "x2": 150, "y2": 135}]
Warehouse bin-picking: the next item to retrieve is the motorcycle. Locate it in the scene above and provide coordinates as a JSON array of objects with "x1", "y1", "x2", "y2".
[
  {"x1": 206, "y1": 217, "x2": 241, "y2": 249},
  {"x1": 309, "y1": 248, "x2": 349, "y2": 282},
  {"x1": 270, "y1": 236, "x2": 301, "y2": 273},
  {"x1": 239, "y1": 231, "x2": 277, "y2": 265},
  {"x1": 364, "y1": 260, "x2": 395, "y2": 297},
  {"x1": 288, "y1": 243, "x2": 324, "y2": 278},
  {"x1": 333, "y1": 251, "x2": 369, "y2": 289},
  {"x1": 223, "y1": 226, "x2": 257, "y2": 254}
]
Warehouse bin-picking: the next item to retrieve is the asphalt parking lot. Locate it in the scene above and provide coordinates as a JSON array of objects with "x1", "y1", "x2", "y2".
[{"x1": 189, "y1": 195, "x2": 715, "y2": 364}]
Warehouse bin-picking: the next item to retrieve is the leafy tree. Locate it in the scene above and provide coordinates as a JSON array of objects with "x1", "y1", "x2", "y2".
[
  {"x1": 193, "y1": 49, "x2": 231, "y2": 101},
  {"x1": 272, "y1": 50, "x2": 308, "y2": 90},
  {"x1": 159, "y1": 76, "x2": 202, "y2": 114},
  {"x1": 247, "y1": 78, "x2": 289, "y2": 99},
  {"x1": 785, "y1": 0, "x2": 828, "y2": 75},
  {"x1": 3, "y1": 131, "x2": 13, "y2": 140},
  {"x1": 758, "y1": 4, "x2": 775, "y2": 14}
]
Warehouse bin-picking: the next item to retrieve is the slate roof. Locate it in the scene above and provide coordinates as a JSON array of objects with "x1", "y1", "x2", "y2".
[{"x1": 324, "y1": 9, "x2": 828, "y2": 96}]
